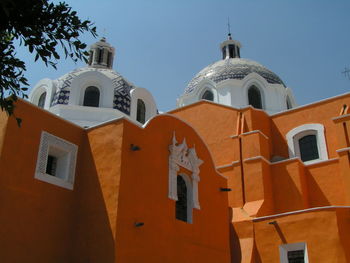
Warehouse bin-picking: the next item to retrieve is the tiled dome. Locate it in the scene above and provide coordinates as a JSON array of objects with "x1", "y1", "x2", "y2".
[{"x1": 185, "y1": 58, "x2": 285, "y2": 94}]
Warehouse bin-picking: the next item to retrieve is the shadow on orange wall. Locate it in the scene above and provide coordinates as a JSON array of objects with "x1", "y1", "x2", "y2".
[
  {"x1": 70, "y1": 136, "x2": 116, "y2": 262},
  {"x1": 305, "y1": 169, "x2": 331, "y2": 207},
  {"x1": 229, "y1": 207, "x2": 241, "y2": 263}
]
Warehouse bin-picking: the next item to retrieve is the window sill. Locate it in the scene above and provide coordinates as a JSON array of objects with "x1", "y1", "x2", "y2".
[{"x1": 35, "y1": 172, "x2": 74, "y2": 190}]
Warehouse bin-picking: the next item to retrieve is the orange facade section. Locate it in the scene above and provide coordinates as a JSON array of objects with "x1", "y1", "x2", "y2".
[
  {"x1": 0, "y1": 100, "x2": 231, "y2": 262},
  {"x1": 172, "y1": 94, "x2": 350, "y2": 262}
]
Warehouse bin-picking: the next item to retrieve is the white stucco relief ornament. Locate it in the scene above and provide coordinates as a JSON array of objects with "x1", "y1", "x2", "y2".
[{"x1": 168, "y1": 132, "x2": 203, "y2": 209}]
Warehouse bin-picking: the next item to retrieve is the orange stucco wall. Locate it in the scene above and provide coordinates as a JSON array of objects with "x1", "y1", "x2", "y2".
[
  {"x1": 254, "y1": 209, "x2": 349, "y2": 262},
  {"x1": 171, "y1": 102, "x2": 239, "y2": 167},
  {"x1": 271, "y1": 95, "x2": 350, "y2": 159},
  {"x1": 115, "y1": 115, "x2": 231, "y2": 262}
]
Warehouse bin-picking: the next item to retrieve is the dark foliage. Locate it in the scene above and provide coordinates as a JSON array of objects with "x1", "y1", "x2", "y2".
[{"x1": 0, "y1": 0, "x2": 97, "y2": 123}]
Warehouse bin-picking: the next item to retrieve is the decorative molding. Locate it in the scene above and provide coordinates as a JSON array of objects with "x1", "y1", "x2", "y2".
[
  {"x1": 230, "y1": 130, "x2": 269, "y2": 140},
  {"x1": 253, "y1": 205, "x2": 350, "y2": 222},
  {"x1": 216, "y1": 160, "x2": 240, "y2": 170},
  {"x1": 336, "y1": 147, "x2": 350, "y2": 153},
  {"x1": 35, "y1": 131, "x2": 78, "y2": 190},
  {"x1": 168, "y1": 132, "x2": 203, "y2": 210},
  {"x1": 240, "y1": 130, "x2": 269, "y2": 140}
]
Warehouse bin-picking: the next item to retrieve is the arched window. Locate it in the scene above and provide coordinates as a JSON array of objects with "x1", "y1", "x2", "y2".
[
  {"x1": 38, "y1": 92, "x2": 46, "y2": 108},
  {"x1": 248, "y1": 86, "x2": 262, "y2": 109},
  {"x1": 202, "y1": 90, "x2": 214, "y2": 101},
  {"x1": 298, "y1": 135, "x2": 319, "y2": 162},
  {"x1": 136, "y1": 99, "x2": 146, "y2": 124},
  {"x1": 176, "y1": 176, "x2": 187, "y2": 222},
  {"x1": 286, "y1": 124, "x2": 328, "y2": 164},
  {"x1": 83, "y1": 86, "x2": 100, "y2": 107}
]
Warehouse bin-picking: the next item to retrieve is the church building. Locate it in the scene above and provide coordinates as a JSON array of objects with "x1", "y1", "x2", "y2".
[{"x1": 1, "y1": 34, "x2": 350, "y2": 262}]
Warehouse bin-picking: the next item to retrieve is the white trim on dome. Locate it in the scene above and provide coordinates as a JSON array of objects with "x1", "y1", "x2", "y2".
[
  {"x1": 29, "y1": 78, "x2": 55, "y2": 110},
  {"x1": 130, "y1": 87, "x2": 157, "y2": 123}
]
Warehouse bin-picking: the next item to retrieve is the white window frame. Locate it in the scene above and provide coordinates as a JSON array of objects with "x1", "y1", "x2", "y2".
[
  {"x1": 168, "y1": 133, "x2": 203, "y2": 223},
  {"x1": 286, "y1": 123, "x2": 328, "y2": 165},
  {"x1": 279, "y1": 242, "x2": 309, "y2": 263},
  {"x1": 35, "y1": 131, "x2": 78, "y2": 190},
  {"x1": 31, "y1": 86, "x2": 50, "y2": 109}
]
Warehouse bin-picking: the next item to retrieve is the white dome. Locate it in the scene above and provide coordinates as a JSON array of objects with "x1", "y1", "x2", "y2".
[
  {"x1": 177, "y1": 35, "x2": 296, "y2": 114},
  {"x1": 29, "y1": 39, "x2": 158, "y2": 127}
]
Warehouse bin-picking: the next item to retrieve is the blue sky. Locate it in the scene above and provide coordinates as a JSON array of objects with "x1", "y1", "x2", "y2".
[{"x1": 16, "y1": 0, "x2": 350, "y2": 111}]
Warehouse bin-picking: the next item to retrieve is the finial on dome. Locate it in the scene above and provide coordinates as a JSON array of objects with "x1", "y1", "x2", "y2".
[{"x1": 227, "y1": 18, "x2": 232, "y2": 40}]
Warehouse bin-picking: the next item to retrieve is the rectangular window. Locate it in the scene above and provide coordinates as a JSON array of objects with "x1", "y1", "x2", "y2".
[
  {"x1": 35, "y1": 131, "x2": 78, "y2": 190},
  {"x1": 279, "y1": 243, "x2": 308, "y2": 263}
]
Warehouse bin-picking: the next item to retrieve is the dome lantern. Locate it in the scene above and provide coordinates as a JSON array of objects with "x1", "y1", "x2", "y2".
[
  {"x1": 220, "y1": 33, "x2": 241, "y2": 59},
  {"x1": 88, "y1": 37, "x2": 115, "y2": 69}
]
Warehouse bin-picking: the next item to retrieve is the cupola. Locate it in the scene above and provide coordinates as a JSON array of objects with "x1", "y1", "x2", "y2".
[
  {"x1": 220, "y1": 33, "x2": 241, "y2": 59},
  {"x1": 88, "y1": 37, "x2": 115, "y2": 69}
]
